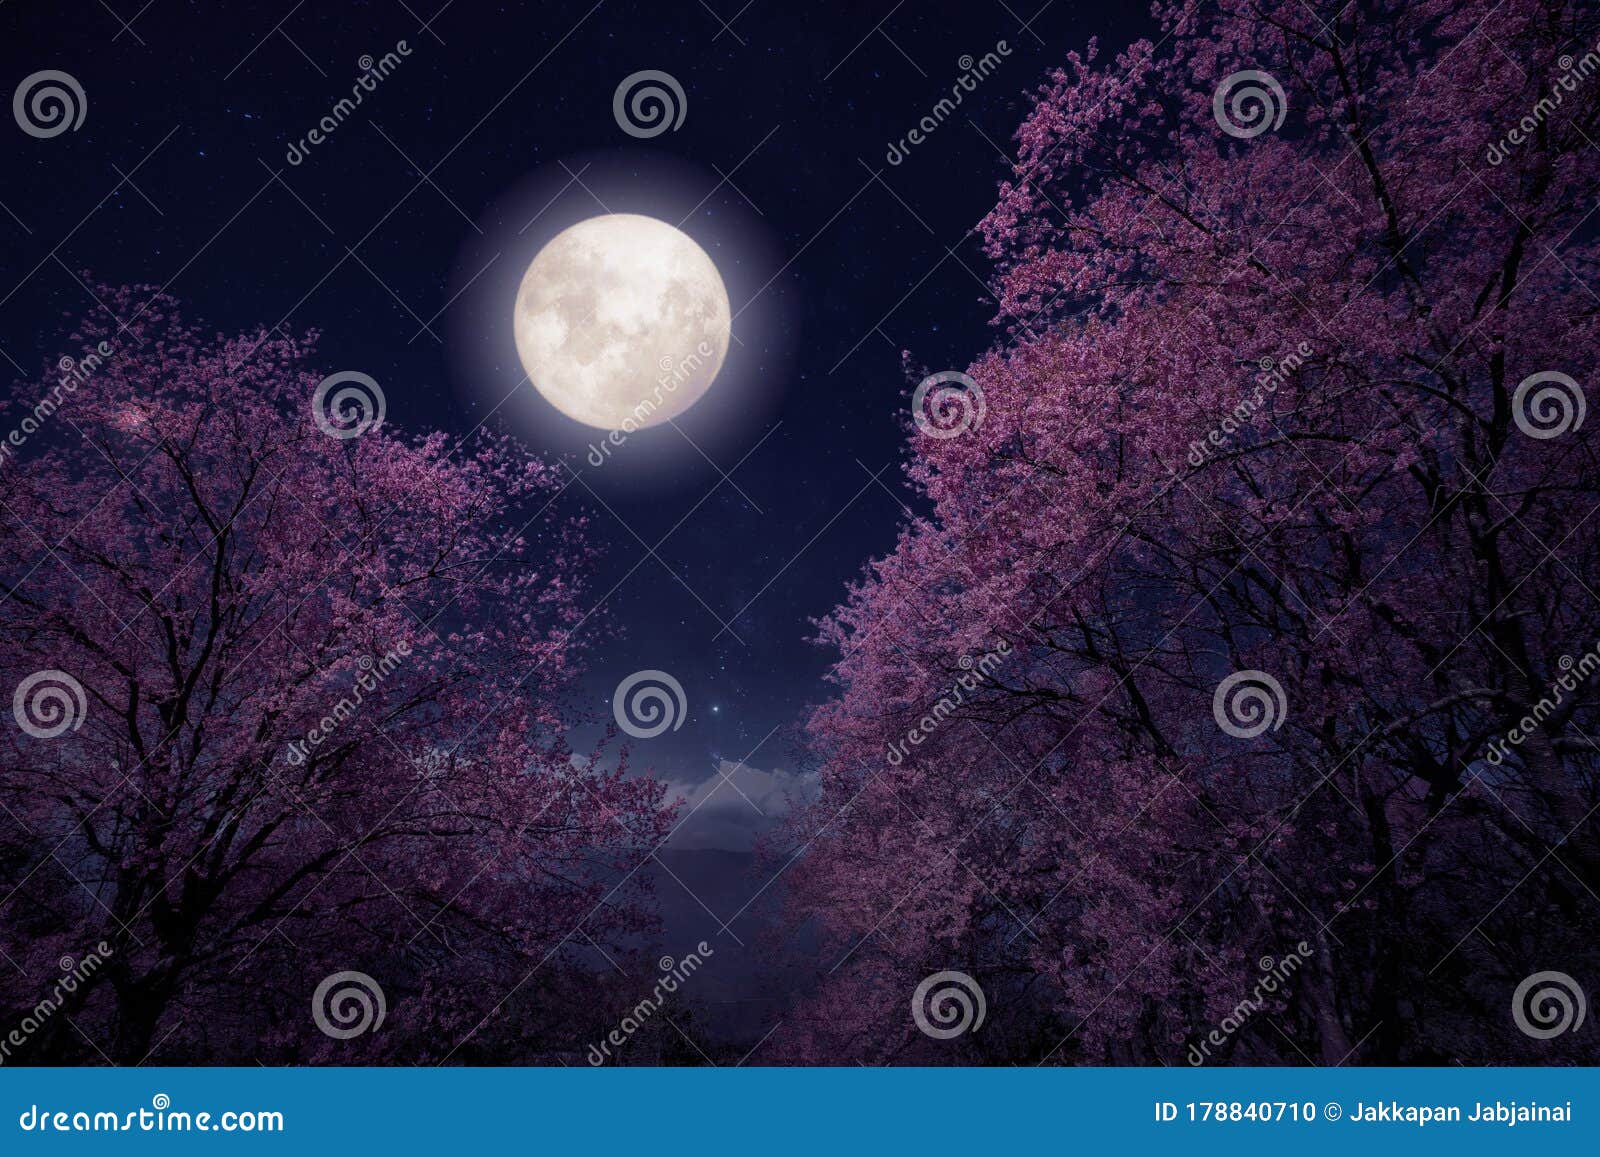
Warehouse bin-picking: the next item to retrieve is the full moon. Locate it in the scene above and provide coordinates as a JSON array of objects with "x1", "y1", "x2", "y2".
[{"x1": 513, "y1": 214, "x2": 732, "y2": 431}]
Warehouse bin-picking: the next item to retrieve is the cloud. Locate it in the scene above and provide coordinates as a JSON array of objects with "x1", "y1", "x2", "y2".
[{"x1": 664, "y1": 759, "x2": 820, "y2": 852}]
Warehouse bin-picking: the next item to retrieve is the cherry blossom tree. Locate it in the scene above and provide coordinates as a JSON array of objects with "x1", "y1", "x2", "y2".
[
  {"x1": 778, "y1": 0, "x2": 1600, "y2": 1065},
  {"x1": 0, "y1": 287, "x2": 672, "y2": 1064}
]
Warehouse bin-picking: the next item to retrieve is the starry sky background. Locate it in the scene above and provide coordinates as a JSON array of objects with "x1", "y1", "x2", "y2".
[{"x1": 2, "y1": 0, "x2": 1150, "y2": 836}]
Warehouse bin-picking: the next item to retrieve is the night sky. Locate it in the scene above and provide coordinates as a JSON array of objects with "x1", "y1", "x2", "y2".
[{"x1": 2, "y1": 0, "x2": 1149, "y2": 807}]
